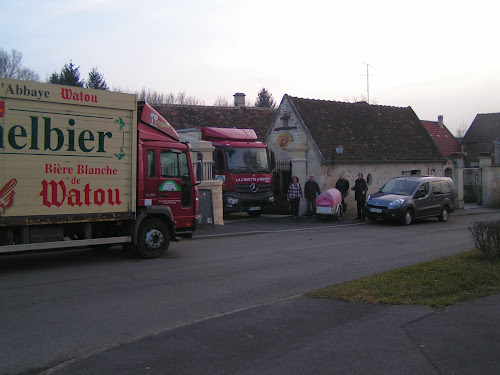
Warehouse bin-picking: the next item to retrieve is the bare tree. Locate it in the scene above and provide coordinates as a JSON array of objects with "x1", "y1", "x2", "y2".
[
  {"x1": 0, "y1": 48, "x2": 40, "y2": 81},
  {"x1": 455, "y1": 121, "x2": 469, "y2": 138},
  {"x1": 176, "y1": 92, "x2": 187, "y2": 105},
  {"x1": 343, "y1": 94, "x2": 377, "y2": 105},
  {"x1": 214, "y1": 96, "x2": 230, "y2": 107},
  {"x1": 135, "y1": 88, "x2": 204, "y2": 106}
]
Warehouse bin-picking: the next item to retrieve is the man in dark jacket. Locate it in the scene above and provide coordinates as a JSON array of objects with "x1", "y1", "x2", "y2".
[
  {"x1": 351, "y1": 173, "x2": 368, "y2": 220},
  {"x1": 304, "y1": 174, "x2": 321, "y2": 217},
  {"x1": 335, "y1": 173, "x2": 349, "y2": 211}
]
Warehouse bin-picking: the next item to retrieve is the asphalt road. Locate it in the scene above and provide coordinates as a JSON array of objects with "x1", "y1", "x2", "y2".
[{"x1": 1, "y1": 210, "x2": 499, "y2": 375}]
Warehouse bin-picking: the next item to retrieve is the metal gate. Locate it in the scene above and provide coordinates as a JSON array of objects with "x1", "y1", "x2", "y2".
[
  {"x1": 272, "y1": 160, "x2": 292, "y2": 199},
  {"x1": 463, "y1": 168, "x2": 481, "y2": 203}
]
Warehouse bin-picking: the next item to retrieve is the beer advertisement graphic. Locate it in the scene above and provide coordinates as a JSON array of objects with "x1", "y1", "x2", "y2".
[{"x1": 0, "y1": 79, "x2": 136, "y2": 217}]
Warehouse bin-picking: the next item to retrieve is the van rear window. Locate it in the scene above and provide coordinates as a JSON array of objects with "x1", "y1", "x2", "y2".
[
  {"x1": 441, "y1": 181, "x2": 451, "y2": 193},
  {"x1": 431, "y1": 181, "x2": 443, "y2": 194}
]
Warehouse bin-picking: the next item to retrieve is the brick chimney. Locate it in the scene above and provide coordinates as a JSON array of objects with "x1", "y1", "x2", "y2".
[
  {"x1": 438, "y1": 115, "x2": 444, "y2": 129},
  {"x1": 233, "y1": 93, "x2": 246, "y2": 108}
]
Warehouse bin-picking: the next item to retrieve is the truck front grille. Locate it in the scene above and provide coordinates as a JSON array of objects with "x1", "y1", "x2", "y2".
[{"x1": 235, "y1": 183, "x2": 271, "y2": 194}]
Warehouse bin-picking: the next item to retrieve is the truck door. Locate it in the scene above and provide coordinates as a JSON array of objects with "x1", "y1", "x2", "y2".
[{"x1": 158, "y1": 149, "x2": 193, "y2": 227}]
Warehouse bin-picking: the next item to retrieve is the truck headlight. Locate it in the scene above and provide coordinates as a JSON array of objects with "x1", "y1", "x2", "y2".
[
  {"x1": 227, "y1": 197, "x2": 238, "y2": 205},
  {"x1": 388, "y1": 199, "x2": 404, "y2": 209}
]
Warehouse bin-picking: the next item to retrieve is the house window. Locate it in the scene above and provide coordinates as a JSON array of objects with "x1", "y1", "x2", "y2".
[
  {"x1": 280, "y1": 114, "x2": 290, "y2": 127},
  {"x1": 402, "y1": 170, "x2": 421, "y2": 176},
  {"x1": 160, "y1": 151, "x2": 189, "y2": 178}
]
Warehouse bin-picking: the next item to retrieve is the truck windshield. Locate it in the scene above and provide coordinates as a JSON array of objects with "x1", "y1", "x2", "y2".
[
  {"x1": 225, "y1": 147, "x2": 270, "y2": 173},
  {"x1": 380, "y1": 180, "x2": 419, "y2": 195}
]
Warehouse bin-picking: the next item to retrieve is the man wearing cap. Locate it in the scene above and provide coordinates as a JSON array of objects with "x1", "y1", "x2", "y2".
[{"x1": 304, "y1": 174, "x2": 321, "y2": 217}]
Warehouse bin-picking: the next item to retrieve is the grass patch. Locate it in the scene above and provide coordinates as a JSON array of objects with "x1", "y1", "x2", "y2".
[{"x1": 305, "y1": 250, "x2": 500, "y2": 309}]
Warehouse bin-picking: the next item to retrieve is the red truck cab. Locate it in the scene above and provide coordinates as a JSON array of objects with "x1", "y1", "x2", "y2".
[
  {"x1": 199, "y1": 127, "x2": 274, "y2": 216},
  {"x1": 136, "y1": 103, "x2": 199, "y2": 253}
]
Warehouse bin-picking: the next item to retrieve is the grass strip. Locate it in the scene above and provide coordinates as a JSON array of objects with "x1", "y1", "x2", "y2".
[{"x1": 305, "y1": 250, "x2": 500, "y2": 309}]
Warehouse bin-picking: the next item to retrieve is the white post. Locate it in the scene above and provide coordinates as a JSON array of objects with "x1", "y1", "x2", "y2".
[
  {"x1": 287, "y1": 141, "x2": 308, "y2": 215},
  {"x1": 451, "y1": 153, "x2": 465, "y2": 209},
  {"x1": 479, "y1": 154, "x2": 494, "y2": 206}
]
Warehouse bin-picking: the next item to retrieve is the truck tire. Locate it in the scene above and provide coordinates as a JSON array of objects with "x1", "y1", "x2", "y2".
[{"x1": 137, "y1": 218, "x2": 170, "y2": 259}]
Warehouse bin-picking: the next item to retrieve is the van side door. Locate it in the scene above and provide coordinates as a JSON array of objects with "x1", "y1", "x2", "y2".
[
  {"x1": 413, "y1": 182, "x2": 433, "y2": 218},
  {"x1": 431, "y1": 180, "x2": 446, "y2": 215}
]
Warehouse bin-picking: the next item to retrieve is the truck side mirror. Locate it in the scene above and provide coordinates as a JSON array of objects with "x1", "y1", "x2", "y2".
[
  {"x1": 196, "y1": 160, "x2": 203, "y2": 182},
  {"x1": 197, "y1": 152, "x2": 203, "y2": 161},
  {"x1": 268, "y1": 150, "x2": 276, "y2": 170}
]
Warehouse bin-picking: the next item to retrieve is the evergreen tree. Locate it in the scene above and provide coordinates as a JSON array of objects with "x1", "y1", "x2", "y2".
[
  {"x1": 86, "y1": 67, "x2": 109, "y2": 90},
  {"x1": 49, "y1": 61, "x2": 84, "y2": 87},
  {"x1": 255, "y1": 88, "x2": 276, "y2": 108}
]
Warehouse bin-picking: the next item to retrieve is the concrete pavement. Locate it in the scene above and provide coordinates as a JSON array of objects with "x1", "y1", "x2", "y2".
[
  {"x1": 49, "y1": 295, "x2": 500, "y2": 375},
  {"x1": 48, "y1": 206, "x2": 500, "y2": 375}
]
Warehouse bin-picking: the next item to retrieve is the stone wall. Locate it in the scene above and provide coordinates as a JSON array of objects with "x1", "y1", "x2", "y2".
[{"x1": 197, "y1": 179, "x2": 224, "y2": 225}]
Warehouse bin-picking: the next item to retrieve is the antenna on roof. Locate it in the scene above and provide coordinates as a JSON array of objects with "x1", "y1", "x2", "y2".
[{"x1": 361, "y1": 63, "x2": 374, "y2": 104}]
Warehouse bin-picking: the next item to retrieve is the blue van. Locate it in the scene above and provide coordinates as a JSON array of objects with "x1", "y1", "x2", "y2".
[{"x1": 365, "y1": 176, "x2": 455, "y2": 225}]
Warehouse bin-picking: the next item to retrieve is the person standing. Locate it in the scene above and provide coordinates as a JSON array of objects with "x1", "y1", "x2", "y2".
[
  {"x1": 351, "y1": 173, "x2": 368, "y2": 220},
  {"x1": 287, "y1": 176, "x2": 303, "y2": 219},
  {"x1": 335, "y1": 173, "x2": 349, "y2": 211},
  {"x1": 304, "y1": 174, "x2": 321, "y2": 217}
]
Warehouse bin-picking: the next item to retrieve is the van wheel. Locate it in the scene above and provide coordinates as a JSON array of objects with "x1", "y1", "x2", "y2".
[
  {"x1": 137, "y1": 218, "x2": 170, "y2": 259},
  {"x1": 401, "y1": 209, "x2": 413, "y2": 225},
  {"x1": 438, "y1": 207, "x2": 449, "y2": 222}
]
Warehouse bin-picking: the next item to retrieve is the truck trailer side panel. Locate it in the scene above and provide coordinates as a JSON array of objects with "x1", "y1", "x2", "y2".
[{"x1": 0, "y1": 79, "x2": 137, "y2": 227}]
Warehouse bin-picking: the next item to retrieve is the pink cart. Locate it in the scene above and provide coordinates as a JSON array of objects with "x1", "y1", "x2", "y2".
[{"x1": 316, "y1": 188, "x2": 343, "y2": 220}]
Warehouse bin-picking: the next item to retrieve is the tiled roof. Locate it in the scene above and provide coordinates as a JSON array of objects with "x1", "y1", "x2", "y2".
[
  {"x1": 462, "y1": 113, "x2": 500, "y2": 143},
  {"x1": 154, "y1": 104, "x2": 277, "y2": 140},
  {"x1": 287, "y1": 96, "x2": 445, "y2": 163},
  {"x1": 421, "y1": 120, "x2": 461, "y2": 157}
]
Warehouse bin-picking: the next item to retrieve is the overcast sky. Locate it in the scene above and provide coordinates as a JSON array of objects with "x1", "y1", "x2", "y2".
[{"x1": 2, "y1": 0, "x2": 499, "y2": 135}]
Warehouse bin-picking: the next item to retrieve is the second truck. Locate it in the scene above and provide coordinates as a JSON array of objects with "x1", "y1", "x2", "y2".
[{"x1": 179, "y1": 127, "x2": 275, "y2": 216}]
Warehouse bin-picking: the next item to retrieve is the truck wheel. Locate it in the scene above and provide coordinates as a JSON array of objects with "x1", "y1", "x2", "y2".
[
  {"x1": 401, "y1": 209, "x2": 413, "y2": 225},
  {"x1": 438, "y1": 207, "x2": 449, "y2": 222},
  {"x1": 137, "y1": 218, "x2": 170, "y2": 259}
]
